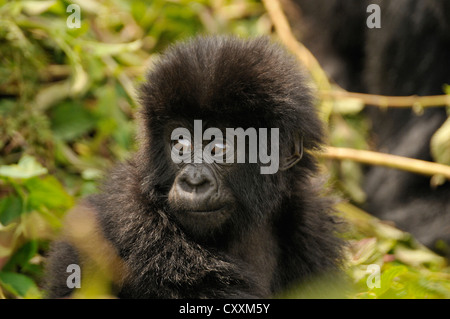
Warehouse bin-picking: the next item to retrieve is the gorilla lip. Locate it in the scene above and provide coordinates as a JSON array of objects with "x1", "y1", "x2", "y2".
[{"x1": 186, "y1": 206, "x2": 225, "y2": 214}]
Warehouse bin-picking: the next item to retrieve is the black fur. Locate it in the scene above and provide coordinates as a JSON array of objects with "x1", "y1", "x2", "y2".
[
  {"x1": 362, "y1": 1, "x2": 450, "y2": 253},
  {"x1": 44, "y1": 36, "x2": 344, "y2": 298},
  {"x1": 291, "y1": 0, "x2": 450, "y2": 255}
]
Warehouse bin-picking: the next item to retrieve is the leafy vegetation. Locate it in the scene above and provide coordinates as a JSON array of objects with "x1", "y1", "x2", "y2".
[{"x1": 0, "y1": 0, "x2": 449, "y2": 299}]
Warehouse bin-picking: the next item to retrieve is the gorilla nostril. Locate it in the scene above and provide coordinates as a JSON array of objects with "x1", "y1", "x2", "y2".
[
  {"x1": 195, "y1": 180, "x2": 213, "y2": 194},
  {"x1": 178, "y1": 173, "x2": 214, "y2": 195}
]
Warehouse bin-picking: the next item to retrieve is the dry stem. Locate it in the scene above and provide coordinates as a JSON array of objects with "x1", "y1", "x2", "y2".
[{"x1": 322, "y1": 147, "x2": 450, "y2": 180}]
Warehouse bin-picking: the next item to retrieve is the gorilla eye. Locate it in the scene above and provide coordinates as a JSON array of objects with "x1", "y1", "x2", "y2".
[
  {"x1": 172, "y1": 138, "x2": 192, "y2": 154},
  {"x1": 212, "y1": 141, "x2": 227, "y2": 156}
]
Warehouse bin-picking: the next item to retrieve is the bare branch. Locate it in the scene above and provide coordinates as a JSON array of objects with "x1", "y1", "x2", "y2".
[
  {"x1": 261, "y1": 0, "x2": 331, "y2": 90},
  {"x1": 321, "y1": 146, "x2": 450, "y2": 180},
  {"x1": 321, "y1": 90, "x2": 450, "y2": 109}
]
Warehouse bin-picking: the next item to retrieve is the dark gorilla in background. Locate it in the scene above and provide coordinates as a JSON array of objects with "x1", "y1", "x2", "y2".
[
  {"x1": 289, "y1": 0, "x2": 450, "y2": 255},
  {"x1": 45, "y1": 36, "x2": 344, "y2": 298}
]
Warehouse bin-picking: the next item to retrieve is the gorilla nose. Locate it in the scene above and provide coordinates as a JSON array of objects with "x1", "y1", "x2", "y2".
[{"x1": 176, "y1": 165, "x2": 216, "y2": 202}]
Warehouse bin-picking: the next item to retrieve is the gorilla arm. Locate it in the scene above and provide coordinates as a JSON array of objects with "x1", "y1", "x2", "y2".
[{"x1": 44, "y1": 203, "x2": 127, "y2": 298}]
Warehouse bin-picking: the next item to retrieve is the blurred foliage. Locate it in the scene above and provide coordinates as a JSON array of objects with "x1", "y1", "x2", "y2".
[
  {"x1": 338, "y1": 202, "x2": 450, "y2": 299},
  {"x1": 0, "y1": 156, "x2": 73, "y2": 298},
  {"x1": 0, "y1": 0, "x2": 448, "y2": 299}
]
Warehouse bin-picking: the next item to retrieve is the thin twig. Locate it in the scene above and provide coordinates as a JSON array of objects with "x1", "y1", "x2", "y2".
[
  {"x1": 321, "y1": 146, "x2": 450, "y2": 180},
  {"x1": 321, "y1": 90, "x2": 450, "y2": 108},
  {"x1": 262, "y1": 0, "x2": 336, "y2": 122},
  {"x1": 261, "y1": 0, "x2": 330, "y2": 90}
]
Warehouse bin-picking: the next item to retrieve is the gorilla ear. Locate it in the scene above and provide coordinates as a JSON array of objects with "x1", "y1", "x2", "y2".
[{"x1": 279, "y1": 134, "x2": 303, "y2": 171}]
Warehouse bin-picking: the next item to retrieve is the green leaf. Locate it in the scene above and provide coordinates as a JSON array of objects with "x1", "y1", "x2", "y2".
[
  {"x1": 394, "y1": 244, "x2": 446, "y2": 268},
  {"x1": 0, "y1": 196, "x2": 23, "y2": 225},
  {"x1": 350, "y1": 238, "x2": 377, "y2": 265},
  {"x1": 24, "y1": 176, "x2": 74, "y2": 212},
  {"x1": 50, "y1": 101, "x2": 97, "y2": 141},
  {"x1": 443, "y1": 84, "x2": 450, "y2": 95},
  {"x1": 377, "y1": 265, "x2": 408, "y2": 298},
  {"x1": 0, "y1": 156, "x2": 48, "y2": 179},
  {"x1": 0, "y1": 271, "x2": 41, "y2": 298},
  {"x1": 2, "y1": 240, "x2": 38, "y2": 272},
  {"x1": 430, "y1": 117, "x2": 450, "y2": 165}
]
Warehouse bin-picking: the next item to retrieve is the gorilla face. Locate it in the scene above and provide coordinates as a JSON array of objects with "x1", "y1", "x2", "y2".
[
  {"x1": 164, "y1": 119, "x2": 255, "y2": 240},
  {"x1": 164, "y1": 119, "x2": 304, "y2": 241}
]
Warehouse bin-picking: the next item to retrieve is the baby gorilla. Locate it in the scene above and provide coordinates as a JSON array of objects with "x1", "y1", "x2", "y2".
[{"x1": 45, "y1": 36, "x2": 344, "y2": 298}]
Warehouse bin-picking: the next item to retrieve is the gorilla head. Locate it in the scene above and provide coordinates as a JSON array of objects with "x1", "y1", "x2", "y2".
[{"x1": 137, "y1": 36, "x2": 326, "y2": 243}]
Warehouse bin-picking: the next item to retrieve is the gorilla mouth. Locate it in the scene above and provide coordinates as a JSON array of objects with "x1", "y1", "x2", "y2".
[
  {"x1": 172, "y1": 204, "x2": 231, "y2": 237},
  {"x1": 184, "y1": 206, "x2": 226, "y2": 214}
]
